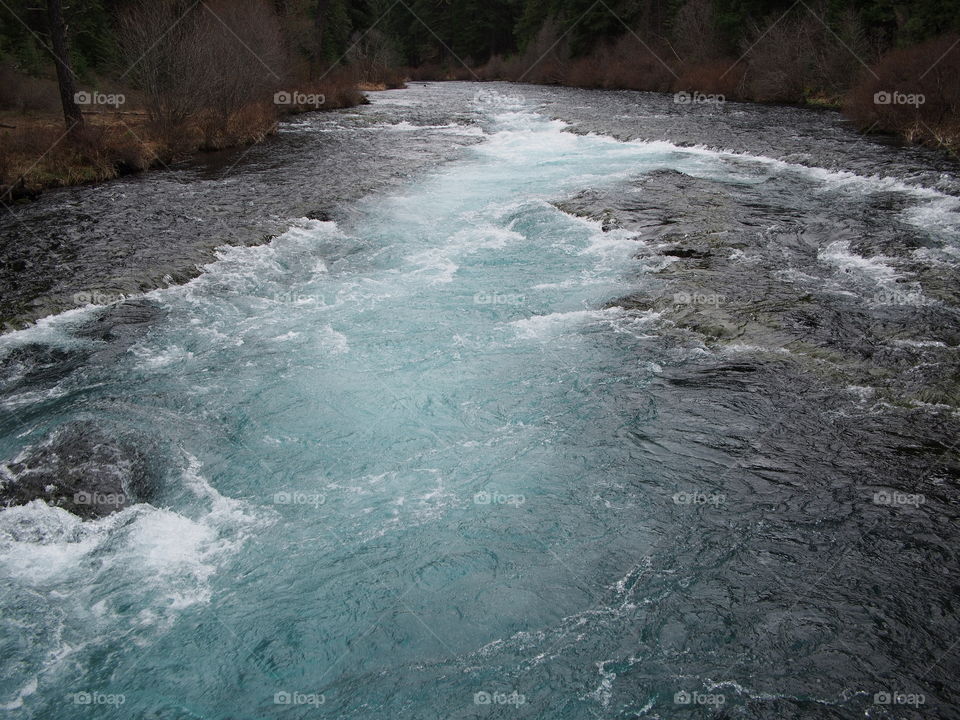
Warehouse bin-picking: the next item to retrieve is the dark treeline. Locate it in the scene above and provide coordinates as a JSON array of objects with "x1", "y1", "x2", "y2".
[
  {"x1": 1, "y1": 0, "x2": 959, "y2": 197},
  {"x1": 3, "y1": 1, "x2": 958, "y2": 77}
]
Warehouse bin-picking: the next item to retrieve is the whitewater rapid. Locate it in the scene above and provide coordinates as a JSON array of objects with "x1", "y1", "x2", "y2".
[{"x1": 2, "y1": 86, "x2": 959, "y2": 719}]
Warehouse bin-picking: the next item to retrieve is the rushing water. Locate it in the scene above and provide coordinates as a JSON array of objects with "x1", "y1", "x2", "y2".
[{"x1": 1, "y1": 84, "x2": 959, "y2": 719}]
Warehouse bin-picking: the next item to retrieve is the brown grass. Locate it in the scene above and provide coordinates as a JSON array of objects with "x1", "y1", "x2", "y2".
[
  {"x1": 0, "y1": 65, "x2": 371, "y2": 198},
  {"x1": 844, "y1": 33, "x2": 960, "y2": 151},
  {"x1": 0, "y1": 118, "x2": 154, "y2": 198}
]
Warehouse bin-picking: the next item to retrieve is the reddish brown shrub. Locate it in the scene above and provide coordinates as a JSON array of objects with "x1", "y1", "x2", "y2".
[
  {"x1": 673, "y1": 60, "x2": 744, "y2": 98},
  {"x1": 844, "y1": 33, "x2": 960, "y2": 149}
]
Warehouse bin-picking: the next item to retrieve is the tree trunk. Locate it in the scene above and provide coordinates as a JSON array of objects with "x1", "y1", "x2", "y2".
[
  {"x1": 47, "y1": 0, "x2": 85, "y2": 137},
  {"x1": 314, "y1": 0, "x2": 331, "y2": 69}
]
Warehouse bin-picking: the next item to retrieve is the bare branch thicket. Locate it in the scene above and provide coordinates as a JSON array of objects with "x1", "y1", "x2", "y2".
[
  {"x1": 120, "y1": 0, "x2": 285, "y2": 150},
  {"x1": 672, "y1": 0, "x2": 718, "y2": 64},
  {"x1": 347, "y1": 28, "x2": 401, "y2": 84}
]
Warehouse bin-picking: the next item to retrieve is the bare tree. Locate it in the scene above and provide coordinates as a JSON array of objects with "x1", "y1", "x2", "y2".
[
  {"x1": 120, "y1": 0, "x2": 285, "y2": 148},
  {"x1": 46, "y1": 0, "x2": 84, "y2": 136},
  {"x1": 348, "y1": 28, "x2": 400, "y2": 84},
  {"x1": 673, "y1": 0, "x2": 719, "y2": 63}
]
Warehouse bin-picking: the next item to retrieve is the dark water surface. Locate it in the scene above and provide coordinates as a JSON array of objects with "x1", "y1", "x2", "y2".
[{"x1": 1, "y1": 83, "x2": 959, "y2": 719}]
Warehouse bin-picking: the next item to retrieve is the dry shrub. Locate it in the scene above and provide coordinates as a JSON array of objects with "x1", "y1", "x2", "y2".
[
  {"x1": 120, "y1": 0, "x2": 285, "y2": 150},
  {"x1": 0, "y1": 65, "x2": 60, "y2": 113},
  {"x1": 511, "y1": 21, "x2": 569, "y2": 85},
  {"x1": 479, "y1": 28, "x2": 678, "y2": 91},
  {"x1": 405, "y1": 64, "x2": 444, "y2": 81},
  {"x1": 0, "y1": 121, "x2": 153, "y2": 190},
  {"x1": 404, "y1": 64, "x2": 474, "y2": 82},
  {"x1": 672, "y1": 0, "x2": 720, "y2": 64},
  {"x1": 599, "y1": 35, "x2": 677, "y2": 92},
  {"x1": 369, "y1": 66, "x2": 407, "y2": 89},
  {"x1": 739, "y1": 8, "x2": 871, "y2": 104},
  {"x1": 196, "y1": 102, "x2": 278, "y2": 151},
  {"x1": 0, "y1": 125, "x2": 66, "y2": 181},
  {"x1": 844, "y1": 33, "x2": 960, "y2": 149},
  {"x1": 738, "y1": 15, "x2": 817, "y2": 103},
  {"x1": 673, "y1": 60, "x2": 744, "y2": 98},
  {"x1": 478, "y1": 55, "x2": 508, "y2": 81},
  {"x1": 347, "y1": 28, "x2": 406, "y2": 88},
  {"x1": 563, "y1": 55, "x2": 605, "y2": 88},
  {"x1": 314, "y1": 67, "x2": 366, "y2": 109},
  {"x1": 3, "y1": 0, "x2": 370, "y2": 195},
  {"x1": 448, "y1": 66, "x2": 476, "y2": 81},
  {"x1": 558, "y1": 34, "x2": 677, "y2": 91}
]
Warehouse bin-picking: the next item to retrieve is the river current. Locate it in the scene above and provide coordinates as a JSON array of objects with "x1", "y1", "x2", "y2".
[{"x1": 1, "y1": 83, "x2": 959, "y2": 719}]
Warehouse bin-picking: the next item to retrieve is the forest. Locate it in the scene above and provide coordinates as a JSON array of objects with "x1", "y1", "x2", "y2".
[{"x1": 1, "y1": 0, "x2": 958, "y2": 196}]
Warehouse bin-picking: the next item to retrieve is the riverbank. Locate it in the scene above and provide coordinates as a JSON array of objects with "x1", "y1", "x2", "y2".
[
  {"x1": 413, "y1": 30, "x2": 960, "y2": 155},
  {"x1": 5, "y1": 82, "x2": 960, "y2": 333},
  {"x1": 0, "y1": 77, "x2": 375, "y2": 203},
  {"x1": 0, "y1": 85, "x2": 485, "y2": 330},
  {"x1": 1, "y1": 82, "x2": 958, "y2": 719}
]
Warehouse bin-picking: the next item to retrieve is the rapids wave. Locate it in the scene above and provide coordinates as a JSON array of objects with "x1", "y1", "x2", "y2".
[{"x1": 1, "y1": 83, "x2": 958, "y2": 719}]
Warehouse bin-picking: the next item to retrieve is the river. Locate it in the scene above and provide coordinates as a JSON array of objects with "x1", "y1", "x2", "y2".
[{"x1": 1, "y1": 83, "x2": 959, "y2": 719}]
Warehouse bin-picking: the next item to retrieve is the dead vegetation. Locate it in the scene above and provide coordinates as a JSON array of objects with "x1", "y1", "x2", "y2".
[
  {"x1": 472, "y1": 0, "x2": 959, "y2": 152},
  {"x1": 1, "y1": 0, "x2": 405, "y2": 199}
]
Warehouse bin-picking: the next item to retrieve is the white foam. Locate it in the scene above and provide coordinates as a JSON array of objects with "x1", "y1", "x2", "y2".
[
  {"x1": 846, "y1": 385, "x2": 876, "y2": 401},
  {"x1": 132, "y1": 344, "x2": 194, "y2": 369},
  {"x1": 0, "y1": 455, "x2": 269, "y2": 623},
  {"x1": 173, "y1": 218, "x2": 343, "y2": 302},
  {"x1": 729, "y1": 249, "x2": 761, "y2": 265},
  {"x1": 623, "y1": 136, "x2": 960, "y2": 231},
  {"x1": 0, "y1": 304, "x2": 100, "y2": 353},
  {"x1": 776, "y1": 267, "x2": 819, "y2": 284},
  {"x1": 510, "y1": 307, "x2": 624, "y2": 339},
  {"x1": 722, "y1": 344, "x2": 791, "y2": 355},
  {"x1": 579, "y1": 228, "x2": 639, "y2": 261},
  {"x1": 0, "y1": 677, "x2": 37, "y2": 711},
  {"x1": 914, "y1": 245, "x2": 960, "y2": 265},
  {"x1": 406, "y1": 248, "x2": 459, "y2": 284},
  {"x1": 891, "y1": 339, "x2": 949, "y2": 349},
  {"x1": 449, "y1": 225, "x2": 524, "y2": 252},
  {"x1": 318, "y1": 325, "x2": 349, "y2": 354},
  {"x1": 818, "y1": 240, "x2": 899, "y2": 282},
  {"x1": 0, "y1": 501, "x2": 107, "y2": 582},
  {"x1": 379, "y1": 121, "x2": 482, "y2": 135},
  {"x1": 905, "y1": 196, "x2": 960, "y2": 233}
]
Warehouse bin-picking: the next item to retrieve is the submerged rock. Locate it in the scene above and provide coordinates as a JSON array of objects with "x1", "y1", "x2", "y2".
[{"x1": 0, "y1": 422, "x2": 158, "y2": 519}]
